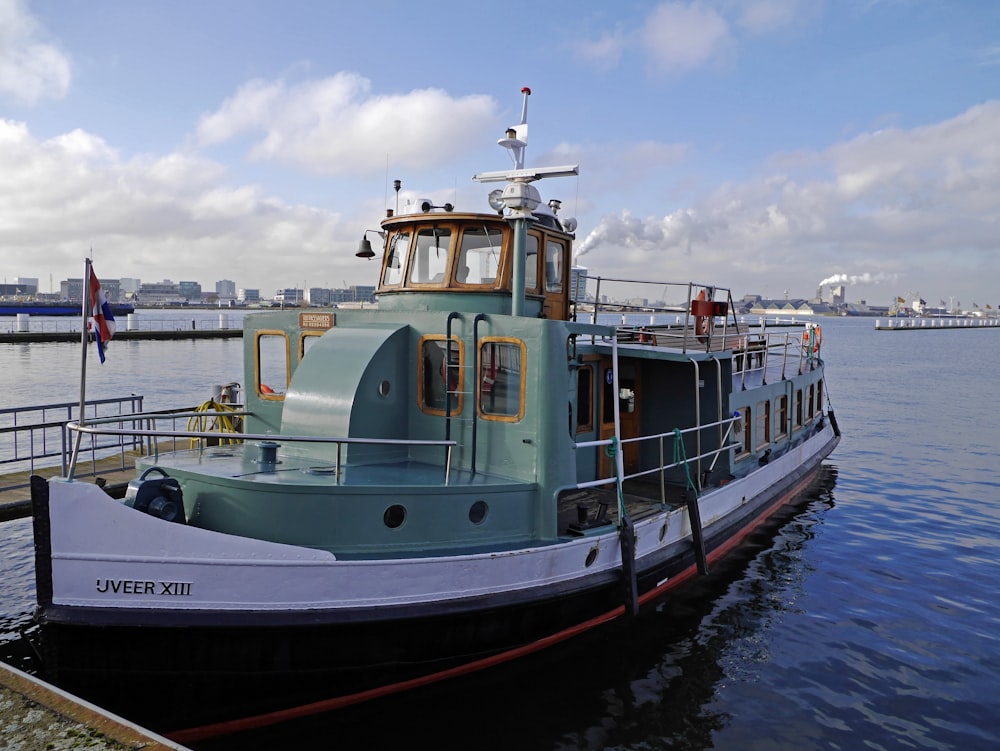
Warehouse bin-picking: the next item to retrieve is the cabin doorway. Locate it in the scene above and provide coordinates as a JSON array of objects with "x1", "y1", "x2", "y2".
[{"x1": 599, "y1": 359, "x2": 640, "y2": 479}]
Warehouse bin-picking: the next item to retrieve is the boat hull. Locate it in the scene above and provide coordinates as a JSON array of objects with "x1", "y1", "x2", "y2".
[{"x1": 30, "y1": 425, "x2": 838, "y2": 736}]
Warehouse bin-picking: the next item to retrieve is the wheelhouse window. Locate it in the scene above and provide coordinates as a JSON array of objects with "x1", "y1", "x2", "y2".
[
  {"x1": 525, "y1": 233, "x2": 540, "y2": 293},
  {"x1": 419, "y1": 336, "x2": 463, "y2": 415},
  {"x1": 382, "y1": 231, "x2": 409, "y2": 287},
  {"x1": 409, "y1": 227, "x2": 453, "y2": 285},
  {"x1": 479, "y1": 338, "x2": 526, "y2": 421},
  {"x1": 256, "y1": 331, "x2": 289, "y2": 400},
  {"x1": 545, "y1": 239, "x2": 565, "y2": 292},
  {"x1": 456, "y1": 226, "x2": 503, "y2": 286}
]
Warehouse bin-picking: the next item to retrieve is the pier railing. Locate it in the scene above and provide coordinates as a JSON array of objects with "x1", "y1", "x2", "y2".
[{"x1": 0, "y1": 396, "x2": 146, "y2": 490}]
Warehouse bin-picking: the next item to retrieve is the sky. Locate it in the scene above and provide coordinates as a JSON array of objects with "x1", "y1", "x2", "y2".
[{"x1": 1, "y1": 0, "x2": 998, "y2": 307}]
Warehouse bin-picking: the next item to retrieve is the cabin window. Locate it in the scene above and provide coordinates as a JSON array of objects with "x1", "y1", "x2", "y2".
[
  {"x1": 545, "y1": 239, "x2": 565, "y2": 292},
  {"x1": 576, "y1": 365, "x2": 594, "y2": 433},
  {"x1": 807, "y1": 384, "x2": 815, "y2": 421},
  {"x1": 776, "y1": 394, "x2": 789, "y2": 439},
  {"x1": 734, "y1": 406, "x2": 750, "y2": 458},
  {"x1": 456, "y1": 226, "x2": 503, "y2": 286},
  {"x1": 525, "y1": 233, "x2": 540, "y2": 293},
  {"x1": 299, "y1": 332, "x2": 323, "y2": 360},
  {"x1": 256, "y1": 331, "x2": 289, "y2": 400},
  {"x1": 382, "y1": 231, "x2": 408, "y2": 287},
  {"x1": 794, "y1": 389, "x2": 804, "y2": 429},
  {"x1": 419, "y1": 336, "x2": 464, "y2": 415},
  {"x1": 479, "y1": 338, "x2": 526, "y2": 421},
  {"x1": 756, "y1": 399, "x2": 770, "y2": 449},
  {"x1": 409, "y1": 227, "x2": 453, "y2": 285},
  {"x1": 816, "y1": 379, "x2": 824, "y2": 414}
]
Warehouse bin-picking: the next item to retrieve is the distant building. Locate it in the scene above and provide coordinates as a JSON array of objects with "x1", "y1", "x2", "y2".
[
  {"x1": 274, "y1": 288, "x2": 305, "y2": 305},
  {"x1": 137, "y1": 280, "x2": 182, "y2": 304},
  {"x1": 178, "y1": 281, "x2": 202, "y2": 301},
  {"x1": 216, "y1": 279, "x2": 236, "y2": 298},
  {"x1": 238, "y1": 288, "x2": 260, "y2": 304},
  {"x1": 61, "y1": 278, "x2": 122, "y2": 302},
  {"x1": 571, "y1": 266, "x2": 588, "y2": 303},
  {"x1": 120, "y1": 278, "x2": 142, "y2": 296},
  {"x1": 307, "y1": 287, "x2": 332, "y2": 306}
]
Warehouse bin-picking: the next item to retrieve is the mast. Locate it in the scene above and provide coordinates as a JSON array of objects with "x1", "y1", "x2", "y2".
[{"x1": 473, "y1": 87, "x2": 578, "y2": 317}]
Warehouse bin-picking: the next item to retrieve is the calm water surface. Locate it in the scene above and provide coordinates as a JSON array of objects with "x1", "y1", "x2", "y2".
[{"x1": 2, "y1": 316, "x2": 999, "y2": 750}]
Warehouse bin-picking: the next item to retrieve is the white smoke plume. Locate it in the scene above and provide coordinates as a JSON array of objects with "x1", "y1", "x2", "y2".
[
  {"x1": 574, "y1": 209, "x2": 721, "y2": 260},
  {"x1": 818, "y1": 272, "x2": 898, "y2": 286}
]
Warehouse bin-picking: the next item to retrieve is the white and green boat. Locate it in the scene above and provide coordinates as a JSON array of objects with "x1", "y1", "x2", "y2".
[{"x1": 31, "y1": 88, "x2": 839, "y2": 736}]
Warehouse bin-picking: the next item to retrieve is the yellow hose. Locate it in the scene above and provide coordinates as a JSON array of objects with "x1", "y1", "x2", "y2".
[{"x1": 187, "y1": 399, "x2": 242, "y2": 447}]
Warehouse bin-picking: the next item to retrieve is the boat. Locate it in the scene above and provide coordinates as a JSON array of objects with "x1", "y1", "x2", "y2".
[
  {"x1": 29, "y1": 88, "x2": 840, "y2": 737},
  {"x1": 0, "y1": 300, "x2": 134, "y2": 317}
]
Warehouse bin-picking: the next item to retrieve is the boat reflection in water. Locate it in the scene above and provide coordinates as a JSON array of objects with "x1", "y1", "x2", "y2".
[{"x1": 29, "y1": 88, "x2": 839, "y2": 742}]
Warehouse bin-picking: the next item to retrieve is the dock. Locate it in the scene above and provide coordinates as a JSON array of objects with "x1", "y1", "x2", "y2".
[
  {"x1": 875, "y1": 317, "x2": 1000, "y2": 331},
  {"x1": 0, "y1": 328, "x2": 241, "y2": 344},
  {"x1": 1, "y1": 660, "x2": 190, "y2": 750}
]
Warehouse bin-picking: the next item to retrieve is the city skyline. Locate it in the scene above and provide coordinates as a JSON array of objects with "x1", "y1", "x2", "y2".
[{"x1": 1, "y1": 2, "x2": 998, "y2": 304}]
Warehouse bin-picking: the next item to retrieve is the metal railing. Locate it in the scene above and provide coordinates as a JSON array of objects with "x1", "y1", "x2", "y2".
[
  {"x1": 575, "y1": 414, "x2": 741, "y2": 503},
  {"x1": 0, "y1": 396, "x2": 145, "y2": 491},
  {"x1": 65, "y1": 412, "x2": 458, "y2": 485}
]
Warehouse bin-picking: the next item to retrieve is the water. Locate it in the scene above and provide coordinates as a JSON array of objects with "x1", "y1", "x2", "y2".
[{"x1": 3, "y1": 316, "x2": 1000, "y2": 750}]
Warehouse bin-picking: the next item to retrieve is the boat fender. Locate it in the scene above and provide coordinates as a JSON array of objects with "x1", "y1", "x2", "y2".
[{"x1": 124, "y1": 467, "x2": 186, "y2": 524}]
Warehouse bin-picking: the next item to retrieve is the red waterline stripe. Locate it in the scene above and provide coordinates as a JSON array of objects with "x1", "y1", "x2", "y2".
[{"x1": 167, "y1": 463, "x2": 824, "y2": 744}]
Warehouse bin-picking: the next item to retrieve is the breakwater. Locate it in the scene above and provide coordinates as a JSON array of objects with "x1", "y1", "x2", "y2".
[{"x1": 875, "y1": 317, "x2": 1000, "y2": 331}]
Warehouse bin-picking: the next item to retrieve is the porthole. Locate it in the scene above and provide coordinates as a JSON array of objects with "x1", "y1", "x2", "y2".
[
  {"x1": 585, "y1": 546, "x2": 599, "y2": 568},
  {"x1": 383, "y1": 504, "x2": 406, "y2": 529},
  {"x1": 469, "y1": 500, "x2": 489, "y2": 525},
  {"x1": 378, "y1": 380, "x2": 391, "y2": 398}
]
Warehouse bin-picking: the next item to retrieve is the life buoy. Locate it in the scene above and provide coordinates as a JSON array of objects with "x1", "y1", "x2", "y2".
[
  {"x1": 694, "y1": 290, "x2": 712, "y2": 340},
  {"x1": 803, "y1": 325, "x2": 822, "y2": 354},
  {"x1": 260, "y1": 383, "x2": 275, "y2": 395}
]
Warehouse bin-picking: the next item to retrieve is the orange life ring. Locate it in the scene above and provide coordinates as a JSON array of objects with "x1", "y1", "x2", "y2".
[
  {"x1": 694, "y1": 290, "x2": 712, "y2": 339},
  {"x1": 804, "y1": 325, "x2": 822, "y2": 354},
  {"x1": 260, "y1": 383, "x2": 275, "y2": 394}
]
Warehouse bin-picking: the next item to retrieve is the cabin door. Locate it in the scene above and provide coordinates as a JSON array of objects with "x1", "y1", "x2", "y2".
[{"x1": 599, "y1": 359, "x2": 640, "y2": 479}]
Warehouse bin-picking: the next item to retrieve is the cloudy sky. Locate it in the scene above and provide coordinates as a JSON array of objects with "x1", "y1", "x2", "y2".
[{"x1": 1, "y1": 0, "x2": 998, "y2": 306}]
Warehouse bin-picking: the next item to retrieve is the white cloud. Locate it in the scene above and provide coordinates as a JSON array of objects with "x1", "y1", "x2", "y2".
[
  {"x1": 730, "y1": 0, "x2": 823, "y2": 35},
  {"x1": 196, "y1": 72, "x2": 498, "y2": 177},
  {"x1": 0, "y1": 118, "x2": 346, "y2": 289},
  {"x1": 572, "y1": 30, "x2": 626, "y2": 70},
  {"x1": 0, "y1": 0, "x2": 71, "y2": 104},
  {"x1": 641, "y1": 3, "x2": 732, "y2": 73},
  {"x1": 574, "y1": 100, "x2": 1000, "y2": 295}
]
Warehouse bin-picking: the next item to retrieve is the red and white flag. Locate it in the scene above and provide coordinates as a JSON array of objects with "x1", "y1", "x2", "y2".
[{"x1": 90, "y1": 267, "x2": 116, "y2": 363}]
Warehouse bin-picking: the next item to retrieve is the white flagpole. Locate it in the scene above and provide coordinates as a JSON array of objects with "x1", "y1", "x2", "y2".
[{"x1": 67, "y1": 258, "x2": 91, "y2": 479}]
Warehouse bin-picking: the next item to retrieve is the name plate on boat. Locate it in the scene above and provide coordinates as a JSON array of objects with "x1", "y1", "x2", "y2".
[{"x1": 299, "y1": 312, "x2": 336, "y2": 330}]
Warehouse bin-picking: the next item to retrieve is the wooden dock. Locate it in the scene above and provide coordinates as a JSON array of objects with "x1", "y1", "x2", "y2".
[{"x1": 1, "y1": 660, "x2": 190, "y2": 750}]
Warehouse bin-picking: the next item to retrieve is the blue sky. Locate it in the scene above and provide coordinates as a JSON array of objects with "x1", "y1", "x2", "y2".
[{"x1": 1, "y1": 0, "x2": 998, "y2": 307}]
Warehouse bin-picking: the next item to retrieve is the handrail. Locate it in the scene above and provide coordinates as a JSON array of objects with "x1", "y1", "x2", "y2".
[
  {"x1": 65, "y1": 413, "x2": 458, "y2": 484},
  {"x1": 574, "y1": 414, "x2": 741, "y2": 496}
]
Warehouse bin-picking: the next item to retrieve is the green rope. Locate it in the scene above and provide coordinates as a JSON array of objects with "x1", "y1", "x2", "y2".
[
  {"x1": 604, "y1": 435, "x2": 628, "y2": 528},
  {"x1": 673, "y1": 427, "x2": 699, "y2": 496}
]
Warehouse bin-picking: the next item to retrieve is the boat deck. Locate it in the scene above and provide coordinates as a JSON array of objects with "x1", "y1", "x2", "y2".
[{"x1": 557, "y1": 477, "x2": 688, "y2": 537}]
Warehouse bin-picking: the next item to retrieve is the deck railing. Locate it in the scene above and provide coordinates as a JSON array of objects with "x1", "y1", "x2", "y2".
[{"x1": 64, "y1": 412, "x2": 458, "y2": 485}]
